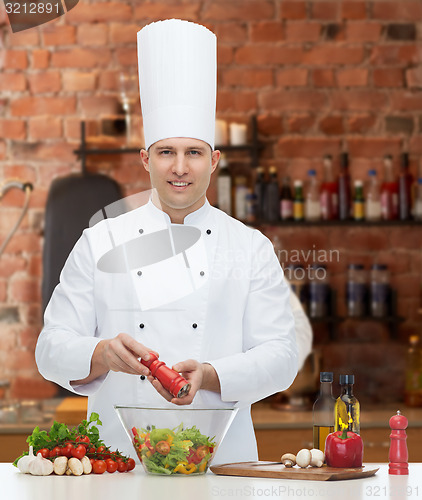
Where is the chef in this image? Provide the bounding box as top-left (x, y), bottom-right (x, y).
top-left (36, 19), bottom-right (305, 464)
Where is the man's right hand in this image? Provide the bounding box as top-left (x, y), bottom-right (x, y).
top-left (71, 333), bottom-right (157, 386)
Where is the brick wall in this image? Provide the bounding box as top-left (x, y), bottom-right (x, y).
top-left (0, 0), bottom-right (421, 402)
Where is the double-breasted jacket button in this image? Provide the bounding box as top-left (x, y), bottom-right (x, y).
top-left (139, 323), bottom-right (144, 329)
top-left (137, 270), bottom-right (142, 276)
top-left (192, 323), bottom-right (198, 329)
top-left (139, 229), bottom-right (144, 234)
top-left (140, 375), bottom-right (146, 380)
top-left (206, 229), bottom-right (211, 235)
top-left (200, 271), bottom-right (205, 276)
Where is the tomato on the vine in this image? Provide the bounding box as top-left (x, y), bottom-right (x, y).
top-left (71, 444), bottom-right (86, 460)
top-left (37, 448), bottom-right (50, 459)
top-left (106, 459), bottom-right (118, 473)
top-left (60, 443), bottom-right (74, 458)
top-left (126, 458), bottom-right (136, 471)
top-left (76, 435), bottom-right (90, 444)
top-left (117, 460), bottom-right (128, 473)
top-left (49, 446), bottom-right (61, 458)
top-left (92, 460), bottom-right (107, 474)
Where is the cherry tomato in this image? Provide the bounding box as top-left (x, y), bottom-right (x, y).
top-left (106, 459), bottom-right (118, 473)
top-left (126, 458), bottom-right (136, 471)
top-left (196, 445), bottom-right (210, 459)
top-left (92, 460), bottom-right (107, 474)
top-left (49, 446), bottom-right (61, 458)
top-left (96, 445), bottom-right (107, 459)
top-left (76, 435), bottom-right (90, 444)
top-left (155, 441), bottom-right (170, 456)
top-left (71, 444), bottom-right (86, 460)
top-left (89, 458), bottom-right (95, 467)
top-left (87, 446), bottom-right (96, 454)
top-left (60, 443), bottom-right (74, 458)
top-left (38, 448), bottom-right (50, 459)
top-left (117, 460), bottom-right (128, 473)
top-left (186, 448), bottom-right (201, 465)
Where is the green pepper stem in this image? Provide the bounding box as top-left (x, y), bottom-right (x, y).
top-left (339, 427), bottom-right (348, 440)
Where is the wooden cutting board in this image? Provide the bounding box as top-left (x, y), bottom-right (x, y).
top-left (210, 462), bottom-right (379, 481)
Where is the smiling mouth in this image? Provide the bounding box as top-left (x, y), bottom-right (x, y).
top-left (168, 181), bottom-right (191, 187)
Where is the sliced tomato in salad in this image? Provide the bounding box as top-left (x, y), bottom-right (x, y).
top-left (186, 448), bottom-right (202, 465)
top-left (155, 441), bottom-right (171, 456)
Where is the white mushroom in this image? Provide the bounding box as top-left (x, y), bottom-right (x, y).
top-left (81, 456), bottom-right (92, 474)
top-left (53, 456), bottom-right (68, 476)
top-left (281, 453), bottom-right (296, 468)
top-left (296, 448), bottom-right (312, 468)
top-left (310, 448), bottom-right (325, 468)
top-left (67, 457), bottom-right (84, 476)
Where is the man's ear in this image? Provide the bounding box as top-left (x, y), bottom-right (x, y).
top-left (140, 149), bottom-right (150, 172)
top-left (211, 149), bottom-right (221, 174)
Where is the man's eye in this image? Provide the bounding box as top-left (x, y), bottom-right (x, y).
top-left (159, 150), bottom-right (172, 155)
top-left (188, 150), bottom-right (201, 156)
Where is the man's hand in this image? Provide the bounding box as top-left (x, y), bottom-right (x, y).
top-left (71, 333), bottom-right (158, 385)
top-left (148, 359), bottom-right (220, 405)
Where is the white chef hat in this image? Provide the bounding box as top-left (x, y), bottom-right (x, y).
top-left (137, 19), bottom-right (217, 150)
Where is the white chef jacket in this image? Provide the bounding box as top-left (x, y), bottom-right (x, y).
top-left (36, 199), bottom-right (298, 464)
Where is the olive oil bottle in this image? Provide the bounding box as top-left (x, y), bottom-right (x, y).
top-left (335, 374), bottom-right (360, 434)
top-left (313, 372), bottom-right (336, 452)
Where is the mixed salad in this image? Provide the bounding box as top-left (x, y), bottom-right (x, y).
top-left (132, 424), bottom-right (216, 475)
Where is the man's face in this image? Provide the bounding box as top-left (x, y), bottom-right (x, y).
top-left (141, 137), bottom-right (220, 223)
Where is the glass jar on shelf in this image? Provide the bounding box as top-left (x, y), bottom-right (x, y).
top-left (370, 263), bottom-right (390, 318)
top-left (346, 264), bottom-right (367, 318)
top-left (308, 264), bottom-right (330, 318)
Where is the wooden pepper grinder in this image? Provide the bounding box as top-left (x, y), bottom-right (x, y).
top-left (388, 410), bottom-right (409, 475)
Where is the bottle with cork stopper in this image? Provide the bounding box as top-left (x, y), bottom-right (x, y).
top-left (389, 410), bottom-right (408, 475)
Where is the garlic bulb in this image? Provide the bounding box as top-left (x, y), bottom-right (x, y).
top-left (17, 445), bottom-right (36, 474)
top-left (28, 453), bottom-right (54, 476)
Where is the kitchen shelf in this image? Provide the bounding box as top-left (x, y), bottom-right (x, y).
top-left (258, 219), bottom-right (422, 227)
top-left (308, 289), bottom-right (403, 340)
top-left (73, 116), bottom-right (262, 173)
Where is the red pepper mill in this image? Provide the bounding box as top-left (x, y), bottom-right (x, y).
top-left (141, 353), bottom-right (191, 398)
top-left (388, 410), bottom-right (409, 475)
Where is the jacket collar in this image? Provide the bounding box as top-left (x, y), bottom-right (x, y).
top-left (145, 197), bottom-right (211, 226)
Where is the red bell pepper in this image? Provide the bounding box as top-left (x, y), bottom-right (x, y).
top-left (325, 428), bottom-right (363, 468)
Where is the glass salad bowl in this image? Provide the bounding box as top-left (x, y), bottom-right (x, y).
top-left (114, 405), bottom-right (238, 475)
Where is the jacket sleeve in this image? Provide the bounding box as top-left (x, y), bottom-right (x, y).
top-left (35, 231), bottom-right (106, 396)
top-left (208, 230), bottom-right (298, 406)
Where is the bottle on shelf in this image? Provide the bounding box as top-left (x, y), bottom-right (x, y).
top-left (313, 372), bottom-right (336, 453)
top-left (254, 166), bottom-right (266, 223)
top-left (280, 176), bottom-right (293, 221)
top-left (338, 152), bottom-right (351, 220)
top-left (346, 264), bottom-right (367, 318)
top-left (264, 166), bottom-right (280, 223)
top-left (320, 155), bottom-right (339, 220)
top-left (293, 180), bottom-right (305, 222)
top-left (365, 169), bottom-right (382, 222)
top-left (233, 175), bottom-right (249, 222)
top-left (404, 335), bottom-right (422, 407)
top-left (305, 169), bottom-right (321, 222)
top-left (398, 153), bottom-right (413, 221)
top-left (353, 180), bottom-right (365, 221)
top-left (335, 374), bottom-right (360, 434)
top-left (309, 264), bottom-right (330, 318)
top-left (413, 178), bottom-right (422, 221)
top-left (216, 154), bottom-right (232, 216)
top-left (370, 263), bottom-right (390, 318)
top-left (381, 155), bottom-right (398, 221)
